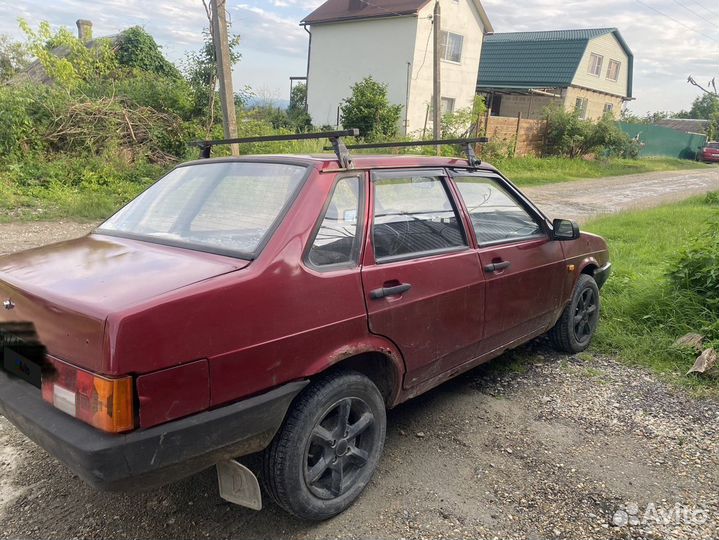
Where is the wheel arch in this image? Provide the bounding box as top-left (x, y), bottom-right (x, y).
top-left (299, 339), bottom-right (405, 408)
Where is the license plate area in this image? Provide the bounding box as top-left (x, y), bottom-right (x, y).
top-left (2, 347), bottom-right (42, 388)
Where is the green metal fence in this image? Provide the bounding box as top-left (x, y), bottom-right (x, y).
top-left (619, 123), bottom-right (707, 160)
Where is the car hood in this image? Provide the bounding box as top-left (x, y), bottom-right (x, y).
top-left (0, 234), bottom-right (247, 372)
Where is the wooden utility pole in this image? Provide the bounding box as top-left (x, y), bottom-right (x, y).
top-left (432, 1), bottom-right (442, 152)
top-left (211, 0), bottom-right (239, 155)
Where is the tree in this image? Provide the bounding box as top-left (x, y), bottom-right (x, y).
top-left (340, 76), bottom-right (402, 140)
top-left (181, 29), bottom-right (242, 129)
top-left (0, 34), bottom-right (30, 82)
top-left (18, 20), bottom-right (118, 89)
top-left (115, 27), bottom-right (181, 79)
top-left (287, 83), bottom-right (312, 131)
top-left (677, 93), bottom-right (719, 140)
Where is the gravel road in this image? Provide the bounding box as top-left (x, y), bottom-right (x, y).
top-left (522, 167), bottom-right (718, 223)
top-left (1, 168), bottom-right (718, 539)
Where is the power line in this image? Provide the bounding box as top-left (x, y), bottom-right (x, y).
top-left (670, 0), bottom-right (719, 28)
top-left (686, 0), bottom-right (719, 19)
top-left (633, 0), bottom-right (719, 43)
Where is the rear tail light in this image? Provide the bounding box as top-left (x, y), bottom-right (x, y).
top-left (42, 359), bottom-right (135, 433)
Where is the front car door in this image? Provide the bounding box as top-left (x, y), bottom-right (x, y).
top-left (451, 172), bottom-right (567, 353)
top-left (361, 169), bottom-right (486, 388)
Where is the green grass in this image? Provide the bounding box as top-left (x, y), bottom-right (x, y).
top-left (494, 156), bottom-right (711, 187)
top-left (584, 194), bottom-right (719, 396)
top-left (0, 155), bottom-right (164, 222)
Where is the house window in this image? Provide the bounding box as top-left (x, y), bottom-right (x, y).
top-left (603, 103), bottom-right (614, 115)
top-left (575, 97), bottom-right (588, 119)
top-left (606, 59), bottom-right (621, 81)
top-left (588, 53), bottom-right (603, 77)
top-left (440, 31), bottom-right (464, 63)
top-left (441, 97), bottom-right (456, 115)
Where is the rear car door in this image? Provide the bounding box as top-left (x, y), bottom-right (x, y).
top-left (452, 172), bottom-right (566, 352)
top-left (361, 169), bottom-right (486, 388)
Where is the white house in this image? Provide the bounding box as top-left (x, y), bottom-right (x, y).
top-left (301, 0), bottom-right (493, 135)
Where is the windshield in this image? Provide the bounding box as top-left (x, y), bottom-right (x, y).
top-left (98, 161), bottom-right (308, 258)
top-left (707, 143), bottom-right (719, 149)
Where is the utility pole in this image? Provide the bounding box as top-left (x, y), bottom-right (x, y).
top-left (211, 0), bottom-right (239, 155)
top-left (432, 1), bottom-right (442, 153)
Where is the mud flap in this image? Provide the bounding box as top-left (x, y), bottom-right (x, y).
top-left (216, 460), bottom-right (262, 511)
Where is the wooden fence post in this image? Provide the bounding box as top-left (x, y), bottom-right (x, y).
top-left (513, 112), bottom-right (522, 156)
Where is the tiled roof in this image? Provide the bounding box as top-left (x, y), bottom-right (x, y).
top-left (477, 28), bottom-right (633, 97)
top-left (302, 0), bottom-right (430, 25)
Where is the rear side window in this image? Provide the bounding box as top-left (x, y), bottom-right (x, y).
top-left (307, 176), bottom-right (362, 268)
top-left (373, 175), bottom-right (467, 261)
top-left (454, 176), bottom-right (543, 245)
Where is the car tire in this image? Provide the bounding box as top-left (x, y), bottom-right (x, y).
top-left (549, 273), bottom-right (601, 353)
top-left (261, 371), bottom-right (386, 520)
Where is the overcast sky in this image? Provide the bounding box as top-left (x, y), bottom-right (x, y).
top-left (1, 0), bottom-right (717, 114)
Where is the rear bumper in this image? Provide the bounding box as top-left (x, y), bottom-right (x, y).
top-left (0, 369), bottom-right (307, 492)
top-left (594, 262), bottom-right (612, 289)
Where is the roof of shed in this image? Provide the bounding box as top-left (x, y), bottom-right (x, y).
top-left (477, 28), bottom-right (633, 97)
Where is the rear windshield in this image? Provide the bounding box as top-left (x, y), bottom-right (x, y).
top-left (98, 161), bottom-right (308, 258)
top-left (707, 143), bottom-right (719, 149)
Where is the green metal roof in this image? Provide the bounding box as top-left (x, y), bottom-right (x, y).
top-left (477, 28), bottom-right (633, 98)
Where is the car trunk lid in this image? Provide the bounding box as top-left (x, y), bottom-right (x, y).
top-left (0, 234), bottom-right (247, 373)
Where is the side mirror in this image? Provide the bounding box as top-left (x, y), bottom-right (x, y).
top-left (552, 218), bottom-right (580, 241)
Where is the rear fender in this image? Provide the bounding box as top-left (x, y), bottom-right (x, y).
top-left (299, 336), bottom-right (406, 407)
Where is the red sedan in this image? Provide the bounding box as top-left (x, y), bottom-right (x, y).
top-left (0, 135), bottom-right (610, 520)
top-left (697, 141), bottom-right (719, 163)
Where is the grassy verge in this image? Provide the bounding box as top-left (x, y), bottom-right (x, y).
top-left (494, 156), bottom-right (711, 187)
top-left (583, 194), bottom-right (719, 396)
top-left (0, 152), bottom-right (712, 222)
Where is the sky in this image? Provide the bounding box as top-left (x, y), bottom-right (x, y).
top-left (0, 0), bottom-right (717, 115)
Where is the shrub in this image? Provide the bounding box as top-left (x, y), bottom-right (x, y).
top-left (441, 96), bottom-right (486, 138)
top-left (544, 106), bottom-right (635, 158)
top-left (341, 76), bottom-right (402, 140)
top-left (668, 212), bottom-right (719, 314)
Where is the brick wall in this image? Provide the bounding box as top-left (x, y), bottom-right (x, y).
top-left (479, 114), bottom-right (547, 157)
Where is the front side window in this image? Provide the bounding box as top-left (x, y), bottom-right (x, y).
top-left (606, 59), bottom-right (621, 81)
top-left (588, 53), bottom-right (603, 76)
top-left (307, 176), bottom-right (362, 268)
top-left (373, 174), bottom-right (466, 261)
top-left (99, 162), bottom-right (307, 257)
top-left (440, 31), bottom-right (464, 63)
top-left (454, 176), bottom-right (543, 245)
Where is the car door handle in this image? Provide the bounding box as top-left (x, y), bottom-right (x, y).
top-left (484, 261), bottom-right (511, 273)
top-left (370, 283), bottom-right (412, 300)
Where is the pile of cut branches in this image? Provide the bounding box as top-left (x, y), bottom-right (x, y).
top-left (43, 96), bottom-right (184, 164)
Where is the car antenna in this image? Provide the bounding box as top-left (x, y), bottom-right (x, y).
top-left (191, 129), bottom-right (360, 169)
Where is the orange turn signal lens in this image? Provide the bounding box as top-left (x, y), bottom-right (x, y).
top-left (42, 358), bottom-right (135, 433)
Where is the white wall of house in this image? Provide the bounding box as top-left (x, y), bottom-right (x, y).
top-left (306, 16), bottom-right (419, 129)
top-left (407, 0), bottom-right (486, 135)
top-left (572, 33), bottom-right (630, 98)
top-left (306, 0), bottom-right (487, 135)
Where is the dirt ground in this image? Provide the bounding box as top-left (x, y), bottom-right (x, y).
top-left (1, 168), bottom-right (718, 539)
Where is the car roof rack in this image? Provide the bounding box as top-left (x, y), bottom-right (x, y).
top-left (323, 137), bottom-right (489, 168)
top-left (192, 129), bottom-right (360, 168)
